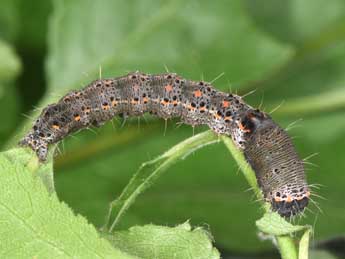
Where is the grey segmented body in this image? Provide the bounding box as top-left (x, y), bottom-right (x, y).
top-left (20, 71), bottom-right (310, 217)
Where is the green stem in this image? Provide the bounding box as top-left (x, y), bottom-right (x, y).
top-left (277, 235), bottom-right (298, 259)
top-left (105, 130), bottom-right (219, 232)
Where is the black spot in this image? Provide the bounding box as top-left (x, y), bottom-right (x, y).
top-left (200, 101), bottom-right (205, 107)
top-left (241, 115), bottom-right (256, 132)
top-left (225, 111), bottom-right (232, 116)
top-left (191, 102), bottom-right (196, 108)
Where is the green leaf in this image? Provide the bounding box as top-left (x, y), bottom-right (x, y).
top-left (272, 87), bottom-right (345, 117)
top-left (0, 148), bottom-right (134, 258)
top-left (0, 38), bottom-right (21, 143)
top-left (0, 0), bottom-right (20, 42)
top-left (256, 212), bottom-right (309, 236)
top-left (46, 0), bottom-right (292, 92)
top-left (309, 250), bottom-right (338, 259)
top-left (105, 130), bottom-right (219, 231)
top-left (104, 222), bottom-right (220, 259)
top-left (246, 0), bottom-right (345, 45)
top-left (0, 39), bottom-right (21, 82)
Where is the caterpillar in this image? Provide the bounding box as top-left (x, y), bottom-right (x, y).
top-left (20, 71), bottom-right (310, 217)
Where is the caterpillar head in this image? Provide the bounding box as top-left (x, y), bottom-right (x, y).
top-left (19, 131), bottom-right (49, 161)
top-left (240, 109), bottom-right (310, 217)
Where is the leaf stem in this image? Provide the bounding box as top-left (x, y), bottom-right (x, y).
top-left (104, 130), bottom-right (219, 232)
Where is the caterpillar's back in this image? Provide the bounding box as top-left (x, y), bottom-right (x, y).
top-left (20, 71), bottom-right (310, 217)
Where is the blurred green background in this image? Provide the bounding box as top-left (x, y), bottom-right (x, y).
top-left (1, 0), bottom-right (345, 256)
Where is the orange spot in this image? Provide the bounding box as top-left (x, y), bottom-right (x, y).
top-left (286, 196), bottom-right (292, 203)
top-left (161, 100), bottom-right (169, 105)
top-left (224, 116), bottom-right (232, 121)
top-left (143, 97), bottom-right (149, 104)
top-left (239, 123), bottom-right (251, 133)
top-left (306, 191), bottom-right (311, 197)
top-left (222, 100), bottom-right (230, 108)
top-left (111, 101), bottom-right (118, 107)
top-left (165, 84), bottom-right (173, 92)
top-left (214, 113), bottom-right (221, 119)
top-left (274, 197), bottom-right (282, 202)
top-left (102, 105), bottom-right (109, 111)
top-left (194, 89), bottom-right (202, 97)
top-left (199, 106), bottom-right (207, 112)
top-left (131, 99), bottom-right (139, 105)
top-left (74, 115), bottom-right (81, 121)
top-left (52, 124), bottom-right (60, 130)
top-left (85, 108), bottom-right (91, 113)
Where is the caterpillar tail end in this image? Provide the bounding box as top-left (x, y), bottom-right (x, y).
top-left (240, 109), bottom-right (310, 218)
top-left (271, 196), bottom-right (309, 217)
top-left (19, 132), bottom-right (48, 162)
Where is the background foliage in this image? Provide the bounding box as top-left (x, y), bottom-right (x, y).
top-left (0, 0), bottom-right (344, 257)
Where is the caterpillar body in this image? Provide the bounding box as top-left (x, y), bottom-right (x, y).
top-left (20, 71), bottom-right (310, 217)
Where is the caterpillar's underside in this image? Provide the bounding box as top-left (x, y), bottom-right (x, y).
top-left (20, 72), bottom-right (310, 217)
